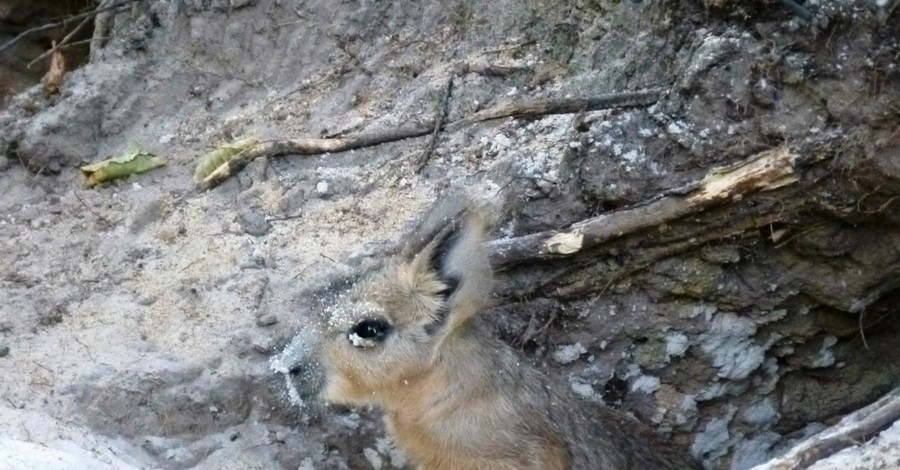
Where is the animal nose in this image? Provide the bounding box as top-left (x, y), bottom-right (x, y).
top-left (270, 327), bottom-right (325, 413)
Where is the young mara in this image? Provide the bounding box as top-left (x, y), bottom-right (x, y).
top-left (310, 200), bottom-right (700, 470)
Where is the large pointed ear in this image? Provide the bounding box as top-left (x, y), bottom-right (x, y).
top-left (401, 199), bottom-right (493, 335)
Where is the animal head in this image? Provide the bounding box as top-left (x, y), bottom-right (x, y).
top-left (316, 200), bottom-right (493, 407)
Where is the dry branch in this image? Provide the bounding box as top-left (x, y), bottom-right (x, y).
top-left (550, 208), bottom-right (799, 300)
top-left (27, 8), bottom-right (95, 69)
top-left (458, 89), bottom-right (662, 125)
top-left (417, 76), bottom-right (455, 173)
top-left (461, 55), bottom-right (533, 77)
top-left (0, 0), bottom-right (142, 55)
top-left (487, 147), bottom-right (819, 268)
top-left (199, 88), bottom-right (662, 188)
top-left (198, 123), bottom-right (436, 188)
top-left (753, 386), bottom-right (900, 470)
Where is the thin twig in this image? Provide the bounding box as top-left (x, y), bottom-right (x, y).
top-left (74, 336), bottom-right (95, 361)
top-left (241, 442), bottom-right (275, 451)
top-left (255, 278), bottom-right (270, 310)
top-left (29, 37), bottom-right (110, 68)
top-left (63, 36), bottom-right (111, 50)
top-left (457, 89), bottom-right (663, 125)
top-left (267, 213), bottom-right (303, 222)
top-left (863, 195), bottom-right (899, 215)
top-left (478, 40), bottom-right (537, 55)
top-left (859, 307), bottom-right (869, 350)
top-left (180, 258), bottom-right (202, 273)
top-left (291, 262), bottom-right (316, 280)
top-left (417, 76), bottom-right (455, 173)
top-left (27, 9), bottom-right (95, 69)
top-left (73, 190), bottom-right (110, 224)
top-left (0, 0), bottom-right (143, 55)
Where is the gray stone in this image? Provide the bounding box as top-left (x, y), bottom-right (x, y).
top-left (237, 207), bottom-right (270, 236)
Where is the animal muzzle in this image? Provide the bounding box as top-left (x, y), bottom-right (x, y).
top-left (269, 325), bottom-right (327, 416)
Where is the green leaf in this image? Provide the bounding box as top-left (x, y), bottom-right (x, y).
top-left (81, 151), bottom-right (166, 188)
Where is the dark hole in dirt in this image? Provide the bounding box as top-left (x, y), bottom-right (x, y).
top-left (603, 376), bottom-right (629, 407)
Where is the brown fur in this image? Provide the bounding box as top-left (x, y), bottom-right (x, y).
top-left (315, 200), bottom-right (700, 470)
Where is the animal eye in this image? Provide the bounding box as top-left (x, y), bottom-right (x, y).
top-left (348, 319), bottom-right (391, 348)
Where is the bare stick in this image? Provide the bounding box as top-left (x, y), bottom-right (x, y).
top-left (73, 190), bottom-right (111, 225)
top-left (487, 147), bottom-right (822, 268)
top-left (57, 36), bottom-right (111, 51)
top-left (0, 0), bottom-right (142, 55)
top-left (199, 88), bottom-right (662, 188)
top-left (455, 89), bottom-right (663, 126)
top-left (74, 336), bottom-right (96, 362)
top-left (27, 9), bottom-right (95, 69)
top-left (462, 55), bottom-right (532, 77)
top-left (198, 122), bottom-right (436, 188)
top-left (753, 387), bottom-right (900, 470)
top-left (417, 76), bottom-right (455, 173)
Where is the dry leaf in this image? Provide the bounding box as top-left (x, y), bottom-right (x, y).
top-left (81, 150), bottom-right (166, 188)
top-left (193, 137), bottom-right (260, 185)
top-left (41, 41), bottom-right (66, 96)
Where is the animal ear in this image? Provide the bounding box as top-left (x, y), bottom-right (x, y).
top-left (405, 200), bottom-right (493, 335)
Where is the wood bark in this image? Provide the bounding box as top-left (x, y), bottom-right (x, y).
top-left (487, 147), bottom-right (817, 268)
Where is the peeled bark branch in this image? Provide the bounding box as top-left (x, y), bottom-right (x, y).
top-left (488, 147), bottom-right (818, 268)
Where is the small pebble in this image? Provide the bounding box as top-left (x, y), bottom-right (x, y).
top-left (252, 340), bottom-right (274, 354)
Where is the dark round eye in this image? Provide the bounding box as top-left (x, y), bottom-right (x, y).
top-left (348, 319), bottom-right (391, 348)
